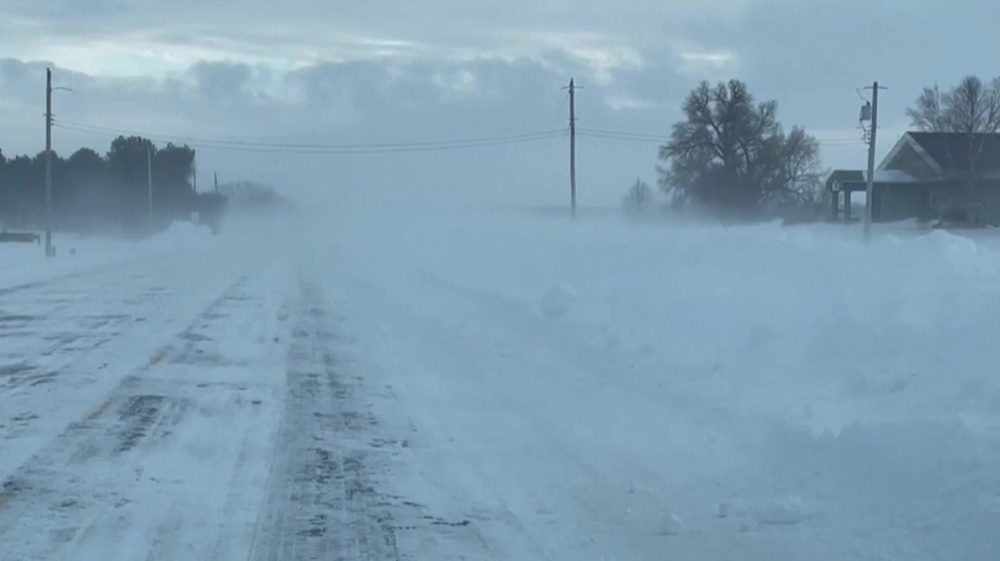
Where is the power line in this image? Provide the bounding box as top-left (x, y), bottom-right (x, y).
top-left (54, 121), bottom-right (567, 153)
top-left (53, 120), bottom-right (568, 153)
top-left (576, 130), bottom-right (668, 143)
top-left (576, 129), bottom-right (862, 146)
top-left (577, 127), bottom-right (670, 141)
top-left (55, 119), bottom-right (567, 149)
top-left (52, 117), bottom-right (862, 157)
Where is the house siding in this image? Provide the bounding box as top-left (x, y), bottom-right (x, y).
top-left (876, 181), bottom-right (958, 223)
top-left (970, 181), bottom-right (1000, 226)
top-left (878, 185), bottom-right (925, 222)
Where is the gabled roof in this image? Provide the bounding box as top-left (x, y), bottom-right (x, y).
top-left (825, 169), bottom-right (865, 191)
top-left (877, 133), bottom-right (942, 174)
top-left (906, 132), bottom-right (1000, 172)
top-left (826, 169), bottom-right (864, 185)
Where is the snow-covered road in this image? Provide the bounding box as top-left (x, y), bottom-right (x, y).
top-left (2, 212), bottom-right (1000, 560)
top-left (0, 225), bottom-right (296, 561)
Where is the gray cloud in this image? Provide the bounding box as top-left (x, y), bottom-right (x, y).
top-left (0, 0), bottom-right (747, 81)
top-left (3, 0), bottom-right (997, 206)
top-left (188, 61), bottom-right (256, 100)
top-left (0, 54), bottom-right (690, 207)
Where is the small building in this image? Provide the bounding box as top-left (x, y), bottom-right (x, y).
top-left (829, 132), bottom-right (1000, 225)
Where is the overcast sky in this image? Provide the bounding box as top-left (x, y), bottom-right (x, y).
top-left (2, 0), bottom-right (998, 208)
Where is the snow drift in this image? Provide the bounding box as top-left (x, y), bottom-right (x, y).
top-left (307, 207), bottom-right (1000, 560)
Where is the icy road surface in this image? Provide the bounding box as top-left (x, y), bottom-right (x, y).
top-left (2, 212), bottom-right (1000, 560)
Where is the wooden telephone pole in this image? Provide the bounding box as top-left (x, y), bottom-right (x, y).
top-left (563, 78), bottom-right (581, 216)
top-left (863, 81), bottom-right (886, 245)
top-left (43, 69), bottom-right (71, 257)
top-left (45, 69), bottom-right (53, 257)
top-left (147, 144), bottom-right (154, 225)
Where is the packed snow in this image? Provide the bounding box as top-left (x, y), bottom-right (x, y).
top-left (2, 207), bottom-right (1000, 560)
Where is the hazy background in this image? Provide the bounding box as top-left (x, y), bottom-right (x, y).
top-left (2, 0), bottom-right (997, 210)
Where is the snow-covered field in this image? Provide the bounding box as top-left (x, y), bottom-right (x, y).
top-left (2, 208), bottom-right (1000, 560)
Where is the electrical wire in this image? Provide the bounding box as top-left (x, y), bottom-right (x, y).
top-left (576, 131), bottom-right (668, 144)
top-left (53, 120), bottom-right (568, 154)
top-left (576, 128), bottom-right (863, 146)
top-left (54, 122), bottom-right (567, 153)
top-left (577, 127), bottom-right (670, 141)
top-left (53, 118), bottom-right (862, 156)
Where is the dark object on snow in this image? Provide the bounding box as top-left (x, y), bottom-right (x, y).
top-left (0, 230), bottom-right (40, 244)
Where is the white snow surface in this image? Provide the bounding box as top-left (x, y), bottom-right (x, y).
top-left (2, 208), bottom-right (1000, 560)
top-left (0, 220), bottom-right (217, 289)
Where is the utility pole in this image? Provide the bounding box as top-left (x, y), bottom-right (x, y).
top-left (570, 78), bottom-right (576, 216)
top-left (863, 81), bottom-right (886, 245)
top-left (147, 144), bottom-right (153, 225)
top-left (44, 68), bottom-right (53, 257)
top-left (562, 78), bottom-right (580, 216)
top-left (42, 69), bottom-right (71, 257)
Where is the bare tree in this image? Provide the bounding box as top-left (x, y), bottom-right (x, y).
top-left (948, 76), bottom-right (1000, 133)
top-left (906, 85), bottom-right (950, 132)
top-left (907, 76), bottom-right (1000, 133)
top-left (658, 80), bottom-right (820, 219)
top-left (622, 179), bottom-right (654, 212)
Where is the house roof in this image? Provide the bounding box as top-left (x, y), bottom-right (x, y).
top-left (825, 169), bottom-right (864, 189)
top-left (826, 168), bottom-right (921, 191)
top-left (827, 169), bottom-right (864, 183)
top-left (906, 132), bottom-right (1000, 172)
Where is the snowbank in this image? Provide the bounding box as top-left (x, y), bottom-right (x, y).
top-left (308, 207), bottom-right (1000, 559)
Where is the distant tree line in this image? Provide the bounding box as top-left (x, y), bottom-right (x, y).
top-left (0, 137), bottom-right (225, 236)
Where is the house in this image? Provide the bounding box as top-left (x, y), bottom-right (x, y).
top-left (828, 132), bottom-right (1000, 225)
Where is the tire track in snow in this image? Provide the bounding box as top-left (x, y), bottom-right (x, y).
top-left (0, 265), bottom-right (181, 440)
top-left (0, 272), bottom-right (204, 494)
top-left (329, 270), bottom-right (629, 560)
top-left (248, 278), bottom-right (404, 561)
top-left (0, 273), bottom-right (270, 560)
top-left (335, 268), bottom-right (757, 559)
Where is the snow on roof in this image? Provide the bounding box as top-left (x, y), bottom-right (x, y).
top-left (865, 169), bottom-right (920, 183)
top-left (828, 169), bottom-right (921, 186)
